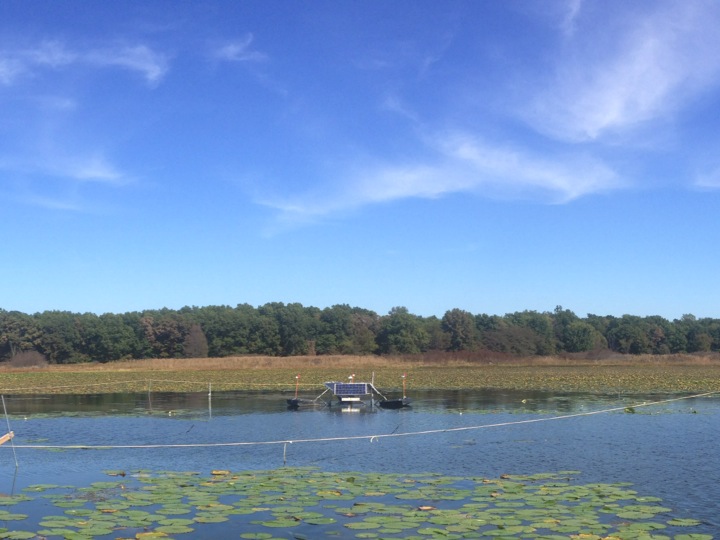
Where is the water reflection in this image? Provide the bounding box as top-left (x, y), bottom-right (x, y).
top-left (5, 388), bottom-right (700, 418)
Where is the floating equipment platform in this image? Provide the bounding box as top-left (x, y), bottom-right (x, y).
top-left (287, 374), bottom-right (410, 409)
top-left (324, 381), bottom-right (383, 402)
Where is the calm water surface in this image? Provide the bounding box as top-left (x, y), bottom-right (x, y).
top-left (0, 389), bottom-right (718, 535)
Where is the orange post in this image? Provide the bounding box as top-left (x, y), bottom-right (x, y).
top-left (0, 431), bottom-right (14, 446)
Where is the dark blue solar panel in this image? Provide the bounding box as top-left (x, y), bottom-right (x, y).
top-left (329, 383), bottom-right (370, 396)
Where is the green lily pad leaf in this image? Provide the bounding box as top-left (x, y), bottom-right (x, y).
top-left (23, 484), bottom-right (60, 492)
top-left (0, 532), bottom-right (36, 539)
top-left (616, 510), bottom-right (657, 519)
top-left (305, 517), bottom-right (337, 525)
top-left (63, 509), bottom-right (95, 517)
top-left (0, 495), bottom-right (32, 506)
top-left (156, 505), bottom-right (192, 515)
top-left (155, 524), bottom-right (194, 534)
top-left (344, 521), bottom-right (381, 530)
top-left (417, 527), bottom-right (454, 536)
top-left (82, 526), bottom-right (116, 536)
top-left (102, 470), bottom-right (126, 477)
top-left (258, 518), bottom-right (302, 528)
top-left (37, 529), bottom-right (79, 538)
top-left (667, 518), bottom-right (702, 527)
top-left (53, 501), bottom-right (87, 509)
top-left (0, 512), bottom-right (27, 521)
top-left (622, 521), bottom-right (667, 531)
top-left (157, 518), bottom-right (194, 526)
top-left (194, 514), bottom-right (229, 523)
top-left (39, 518), bottom-right (78, 528)
top-left (198, 502), bottom-right (235, 512)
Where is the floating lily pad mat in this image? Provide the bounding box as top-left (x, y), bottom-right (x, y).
top-left (0, 468), bottom-right (711, 539)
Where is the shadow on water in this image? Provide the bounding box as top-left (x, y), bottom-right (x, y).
top-left (0, 389), bottom-right (717, 536)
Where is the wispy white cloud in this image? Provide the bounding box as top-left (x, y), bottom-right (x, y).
top-left (86, 44), bottom-right (168, 85)
top-left (0, 56), bottom-right (24, 85)
top-left (0, 40), bottom-right (169, 86)
top-left (560, 0), bottom-right (584, 37)
top-left (527, 1), bottom-right (720, 142)
top-left (20, 194), bottom-right (83, 212)
top-left (214, 34), bottom-right (267, 63)
top-left (26, 40), bottom-right (77, 67)
top-left (1, 150), bottom-right (127, 185)
top-left (258, 132), bottom-right (619, 224)
top-left (437, 134), bottom-right (618, 201)
top-left (1, 40), bottom-right (76, 85)
top-left (53, 154), bottom-right (125, 184)
top-left (1, 151), bottom-right (128, 212)
top-left (380, 94), bottom-right (421, 124)
top-left (695, 167), bottom-right (720, 189)
top-left (0, 40), bottom-right (160, 210)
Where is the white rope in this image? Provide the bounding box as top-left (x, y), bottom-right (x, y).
top-left (1, 395), bottom-right (18, 467)
top-left (7, 391), bottom-right (717, 451)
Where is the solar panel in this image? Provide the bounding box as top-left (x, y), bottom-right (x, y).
top-left (326, 382), bottom-right (370, 396)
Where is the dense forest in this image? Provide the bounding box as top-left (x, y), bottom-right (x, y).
top-left (1, 304), bottom-right (719, 365)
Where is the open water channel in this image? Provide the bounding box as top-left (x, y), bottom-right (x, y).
top-left (0, 389), bottom-right (717, 538)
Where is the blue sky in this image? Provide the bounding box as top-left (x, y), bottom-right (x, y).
top-left (1, 0), bottom-right (719, 320)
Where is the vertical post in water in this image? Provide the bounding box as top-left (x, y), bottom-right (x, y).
top-left (208, 383), bottom-right (213, 420)
top-left (147, 380), bottom-right (153, 412)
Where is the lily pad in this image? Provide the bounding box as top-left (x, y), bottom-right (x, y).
top-left (0, 533), bottom-right (37, 540)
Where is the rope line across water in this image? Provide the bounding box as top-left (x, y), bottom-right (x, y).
top-left (6, 391), bottom-right (717, 451)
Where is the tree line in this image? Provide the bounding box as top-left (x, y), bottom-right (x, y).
top-left (1, 304), bottom-right (719, 364)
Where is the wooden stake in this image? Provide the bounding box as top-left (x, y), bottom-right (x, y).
top-left (0, 431), bottom-right (14, 446)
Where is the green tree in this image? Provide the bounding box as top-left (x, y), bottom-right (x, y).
top-left (562, 321), bottom-right (602, 352)
top-left (441, 308), bottom-right (477, 351)
top-left (349, 309), bottom-right (380, 354)
top-left (247, 305), bottom-right (282, 355)
top-left (644, 315), bottom-right (672, 354)
top-left (261, 302), bottom-right (315, 356)
top-left (552, 306), bottom-right (579, 351)
top-left (139, 311), bottom-right (189, 358)
top-left (183, 323), bottom-right (209, 358)
top-left (318, 304), bottom-right (354, 354)
top-left (505, 310), bottom-right (556, 355)
top-left (0, 310), bottom-right (41, 361)
top-left (97, 312), bottom-right (142, 360)
top-left (606, 315), bottom-right (651, 354)
top-left (377, 307), bottom-right (429, 355)
top-left (482, 325), bottom-right (542, 355)
top-left (34, 311), bottom-right (85, 363)
top-left (184, 304), bottom-right (254, 356)
top-left (424, 316), bottom-right (449, 351)
top-left (585, 314), bottom-right (614, 341)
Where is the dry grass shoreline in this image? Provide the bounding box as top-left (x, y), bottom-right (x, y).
top-left (1, 354), bottom-right (719, 395)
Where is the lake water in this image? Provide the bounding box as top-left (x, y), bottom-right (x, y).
top-left (0, 389), bottom-right (718, 537)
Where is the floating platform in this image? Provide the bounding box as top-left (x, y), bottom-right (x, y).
top-left (323, 381), bottom-right (381, 404)
top-left (288, 376), bottom-right (410, 410)
top-left (377, 397), bottom-right (412, 409)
